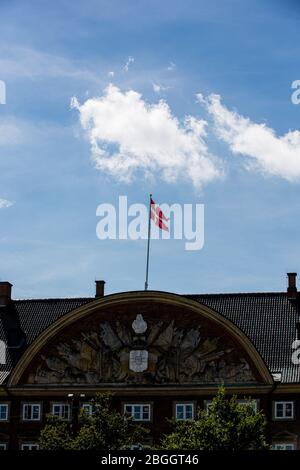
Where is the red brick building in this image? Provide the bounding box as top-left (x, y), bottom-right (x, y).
top-left (0, 274), bottom-right (300, 450)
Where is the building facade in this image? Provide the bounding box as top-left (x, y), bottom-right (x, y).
top-left (0, 274), bottom-right (300, 450)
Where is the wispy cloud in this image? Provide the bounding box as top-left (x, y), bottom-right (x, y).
top-left (152, 82), bottom-right (170, 94)
top-left (0, 199), bottom-right (13, 209)
top-left (199, 93), bottom-right (300, 182)
top-left (0, 46), bottom-right (100, 83)
top-left (0, 116), bottom-right (65, 147)
top-left (0, 117), bottom-right (34, 147)
top-left (167, 61), bottom-right (176, 71)
top-left (71, 84), bottom-right (222, 188)
top-left (124, 56), bottom-right (135, 72)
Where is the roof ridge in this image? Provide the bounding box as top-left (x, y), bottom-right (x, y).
top-left (186, 292), bottom-right (287, 297)
top-left (12, 292), bottom-right (289, 302)
top-left (13, 297), bottom-right (94, 303)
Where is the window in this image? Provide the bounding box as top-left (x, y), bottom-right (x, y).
top-left (237, 400), bottom-right (258, 413)
top-left (0, 443), bottom-right (7, 450)
top-left (81, 403), bottom-right (93, 416)
top-left (175, 403), bottom-right (194, 420)
top-left (0, 404), bottom-right (9, 421)
top-left (124, 404), bottom-right (151, 421)
top-left (51, 403), bottom-right (71, 421)
top-left (273, 443), bottom-right (295, 450)
top-left (204, 400), bottom-right (212, 411)
top-left (204, 399), bottom-right (258, 413)
top-left (274, 401), bottom-right (294, 420)
top-left (22, 403), bottom-right (41, 421)
top-left (21, 443), bottom-right (39, 451)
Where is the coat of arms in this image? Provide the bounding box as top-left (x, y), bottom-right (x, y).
top-left (129, 350), bottom-right (148, 372)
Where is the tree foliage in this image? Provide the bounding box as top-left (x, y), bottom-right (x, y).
top-left (39, 417), bottom-right (73, 450)
top-left (39, 393), bottom-right (146, 450)
top-left (160, 387), bottom-right (270, 450)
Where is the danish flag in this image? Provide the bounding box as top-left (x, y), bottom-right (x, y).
top-left (150, 198), bottom-right (169, 232)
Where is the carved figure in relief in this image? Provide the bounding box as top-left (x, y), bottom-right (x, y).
top-left (30, 313), bottom-right (256, 385)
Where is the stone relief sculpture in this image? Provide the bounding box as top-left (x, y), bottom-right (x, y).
top-left (28, 314), bottom-right (256, 385)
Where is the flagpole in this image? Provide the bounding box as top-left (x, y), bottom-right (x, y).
top-left (144, 193), bottom-right (152, 290)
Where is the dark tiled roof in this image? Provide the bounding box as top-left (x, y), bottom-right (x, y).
top-left (0, 292), bottom-right (299, 385)
top-left (188, 293), bottom-right (300, 384)
top-left (0, 298), bottom-right (94, 385)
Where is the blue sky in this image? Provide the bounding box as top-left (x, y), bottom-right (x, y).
top-left (1, 0), bottom-right (300, 298)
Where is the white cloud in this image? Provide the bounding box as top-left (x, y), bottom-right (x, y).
top-left (71, 84), bottom-right (222, 188)
top-left (152, 83), bottom-right (161, 93)
top-left (108, 71), bottom-right (115, 77)
top-left (0, 199), bottom-right (13, 209)
top-left (152, 82), bottom-right (170, 94)
top-left (200, 93), bottom-right (300, 181)
top-left (124, 56), bottom-right (134, 72)
top-left (167, 62), bottom-right (176, 71)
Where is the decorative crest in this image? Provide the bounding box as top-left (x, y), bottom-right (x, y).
top-left (132, 314), bottom-right (147, 334)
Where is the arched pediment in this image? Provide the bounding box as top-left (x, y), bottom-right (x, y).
top-left (8, 291), bottom-right (273, 387)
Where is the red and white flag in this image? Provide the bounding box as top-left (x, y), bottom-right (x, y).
top-left (150, 197), bottom-right (169, 232)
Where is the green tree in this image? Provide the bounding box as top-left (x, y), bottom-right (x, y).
top-left (160, 387), bottom-right (270, 450)
top-left (39, 416), bottom-right (73, 450)
top-left (39, 393), bottom-right (146, 450)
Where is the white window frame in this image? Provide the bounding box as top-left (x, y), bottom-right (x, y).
top-left (124, 403), bottom-right (151, 422)
top-left (273, 442), bottom-right (295, 450)
top-left (51, 403), bottom-right (71, 421)
top-left (204, 400), bottom-right (212, 411)
top-left (273, 401), bottom-right (294, 420)
top-left (0, 442), bottom-right (7, 450)
top-left (237, 399), bottom-right (259, 413)
top-left (175, 403), bottom-right (195, 420)
top-left (204, 399), bottom-right (258, 412)
top-left (21, 443), bottom-right (39, 451)
top-left (81, 403), bottom-right (93, 416)
top-left (22, 403), bottom-right (41, 422)
top-left (0, 403), bottom-right (9, 422)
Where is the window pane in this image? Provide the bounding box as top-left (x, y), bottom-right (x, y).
top-left (124, 404), bottom-right (150, 421)
top-left (0, 405), bottom-right (7, 420)
top-left (176, 404), bottom-right (193, 420)
top-left (22, 444), bottom-right (39, 451)
top-left (142, 406), bottom-right (149, 420)
top-left (23, 405), bottom-right (29, 420)
top-left (185, 405), bottom-right (193, 419)
top-left (133, 405), bottom-right (140, 420)
top-left (32, 405), bottom-right (40, 419)
top-left (276, 403), bottom-right (283, 417)
top-left (274, 443), bottom-right (294, 451)
top-left (176, 405), bottom-right (184, 420)
top-left (82, 404), bottom-right (92, 415)
top-left (52, 404), bottom-right (69, 419)
top-left (63, 405), bottom-right (69, 419)
top-left (285, 403), bottom-right (293, 417)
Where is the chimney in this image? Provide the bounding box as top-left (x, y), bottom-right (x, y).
top-left (0, 282), bottom-right (12, 306)
top-left (95, 280), bottom-right (105, 298)
top-left (287, 273), bottom-right (297, 300)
